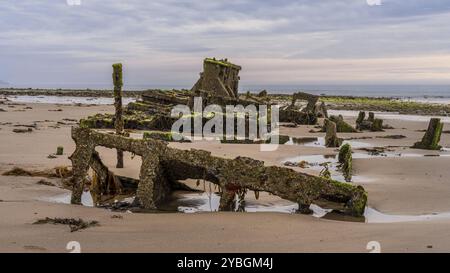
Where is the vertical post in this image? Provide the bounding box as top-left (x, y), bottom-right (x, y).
top-left (324, 119), bottom-right (343, 148)
top-left (412, 118), bottom-right (443, 150)
top-left (112, 63), bottom-right (124, 168)
top-left (69, 128), bottom-right (95, 205)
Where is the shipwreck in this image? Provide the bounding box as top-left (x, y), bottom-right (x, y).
top-left (80, 58), bottom-right (328, 134)
top-left (70, 127), bottom-right (367, 216)
top-left (69, 59), bottom-right (368, 217)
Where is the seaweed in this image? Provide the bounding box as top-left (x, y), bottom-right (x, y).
top-left (33, 217), bottom-right (99, 232)
top-left (3, 166), bottom-right (72, 179)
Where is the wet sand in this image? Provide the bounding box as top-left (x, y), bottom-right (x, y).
top-left (1, 100), bottom-right (450, 252)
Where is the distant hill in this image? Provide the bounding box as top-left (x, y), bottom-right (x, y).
top-left (0, 80), bottom-right (9, 86)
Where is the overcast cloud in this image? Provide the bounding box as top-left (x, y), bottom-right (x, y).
top-left (1, 0), bottom-right (450, 88)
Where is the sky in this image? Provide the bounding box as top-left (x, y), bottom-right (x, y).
top-left (1, 0), bottom-right (450, 89)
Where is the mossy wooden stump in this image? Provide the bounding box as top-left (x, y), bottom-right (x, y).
top-left (412, 118), bottom-right (443, 150)
top-left (327, 115), bottom-right (357, 133)
top-left (356, 111), bottom-right (384, 132)
top-left (324, 119), bottom-right (343, 148)
top-left (372, 118), bottom-right (384, 131)
top-left (356, 111), bottom-right (365, 128)
top-left (112, 63), bottom-right (124, 168)
top-left (56, 146), bottom-right (64, 156)
top-left (69, 127), bottom-right (368, 216)
top-left (279, 91), bottom-right (323, 125)
top-left (338, 144), bottom-right (352, 182)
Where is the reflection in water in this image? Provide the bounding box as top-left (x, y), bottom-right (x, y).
top-left (282, 153), bottom-right (426, 167)
top-left (160, 191), bottom-right (301, 214)
top-left (282, 150), bottom-right (450, 182)
top-left (161, 191), bottom-right (338, 219)
top-left (282, 154), bottom-right (346, 182)
top-left (329, 110), bottom-right (450, 124)
top-left (43, 190), bottom-right (450, 224)
top-left (286, 137), bottom-right (372, 149)
top-left (41, 190), bottom-right (94, 207)
top-left (152, 191), bottom-right (450, 224)
top-left (287, 137), bottom-right (319, 145)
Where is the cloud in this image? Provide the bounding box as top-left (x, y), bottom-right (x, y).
top-left (1, 0), bottom-right (450, 87)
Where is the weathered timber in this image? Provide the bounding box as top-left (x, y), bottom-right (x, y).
top-left (412, 118), bottom-right (443, 150)
top-left (81, 60), bottom-right (329, 131)
top-left (290, 92), bottom-right (319, 113)
top-left (279, 107), bottom-right (317, 125)
top-left (356, 111), bottom-right (365, 129)
top-left (327, 115), bottom-right (357, 133)
top-left (324, 119), bottom-right (343, 148)
top-left (315, 101), bottom-right (328, 118)
top-left (56, 146), bottom-right (64, 156)
top-left (338, 144), bottom-right (352, 182)
top-left (69, 127), bottom-right (368, 216)
top-left (112, 63), bottom-right (124, 168)
top-left (356, 111), bottom-right (384, 132)
top-left (143, 131), bottom-right (191, 142)
top-left (279, 91), bottom-right (324, 125)
top-left (372, 118), bottom-right (384, 132)
top-left (191, 58), bottom-right (241, 99)
top-left (368, 112), bottom-right (375, 122)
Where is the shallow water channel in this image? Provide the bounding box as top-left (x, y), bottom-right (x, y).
top-left (43, 186), bottom-right (450, 224)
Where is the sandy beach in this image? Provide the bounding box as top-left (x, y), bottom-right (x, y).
top-left (5, 1), bottom-right (450, 261)
top-left (1, 98), bottom-right (450, 253)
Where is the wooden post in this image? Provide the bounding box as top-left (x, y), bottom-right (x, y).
top-left (338, 143), bottom-right (352, 182)
top-left (356, 111), bottom-right (365, 130)
top-left (324, 119), bottom-right (343, 148)
top-left (112, 63), bottom-right (124, 168)
top-left (412, 118), bottom-right (443, 150)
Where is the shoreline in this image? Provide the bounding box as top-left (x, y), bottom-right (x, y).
top-left (0, 88), bottom-right (148, 98)
top-left (2, 88), bottom-right (450, 117)
top-left (3, 87), bottom-right (450, 99)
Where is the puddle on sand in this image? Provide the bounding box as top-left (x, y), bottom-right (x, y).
top-left (363, 207), bottom-right (450, 223)
top-left (282, 150), bottom-right (450, 183)
top-left (160, 191), bottom-right (342, 220)
top-left (41, 191), bottom-right (94, 207)
top-left (317, 207), bottom-right (450, 223)
top-left (329, 110), bottom-right (450, 123)
top-left (283, 151), bottom-right (450, 168)
top-left (159, 191), bottom-right (302, 215)
top-left (148, 191), bottom-right (450, 223)
top-left (281, 154), bottom-right (371, 182)
top-left (45, 189), bottom-right (328, 217)
top-left (159, 192), bottom-right (450, 223)
top-left (43, 190), bottom-right (450, 224)
top-left (286, 137), bottom-right (372, 149)
top-left (43, 189), bottom-right (301, 214)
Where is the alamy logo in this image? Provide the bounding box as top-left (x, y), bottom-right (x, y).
top-left (170, 97), bottom-right (281, 151)
top-left (66, 241), bottom-right (81, 253)
top-left (367, 241), bottom-right (381, 253)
